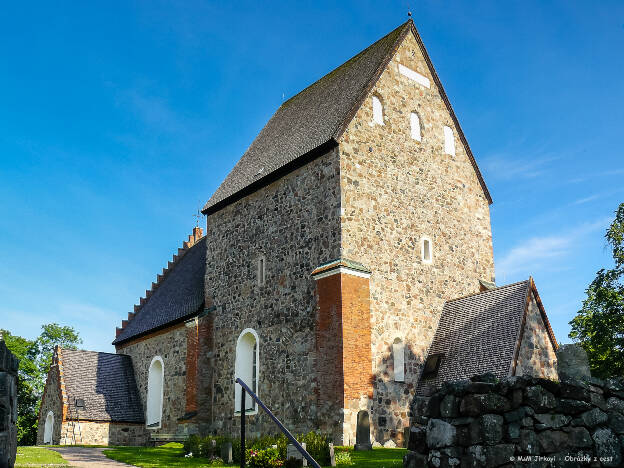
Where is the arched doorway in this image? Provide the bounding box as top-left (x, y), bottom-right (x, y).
top-left (146, 356), bottom-right (164, 428)
top-left (43, 411), bottom-right (54, 444)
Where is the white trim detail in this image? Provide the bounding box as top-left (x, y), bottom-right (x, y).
top-left (146, 355), bottom-right (164, 429)
top-left (398, 64), bottom-right (430, 89)
top-left (393, 340), bottom-right (405, 382)
top-left (410, 112), bottom-right (421, 141)
top-left (421, 237), bottom-right (433, 264)
top-left (235, 328), bottom-right (259, 416)
top-left (312, 266), bottom-right (371, 280)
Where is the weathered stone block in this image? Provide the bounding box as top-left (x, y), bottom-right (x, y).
top-left (524, 386), bottom-right (556, 412)
top-left (533, 413), bottom-right (571, 429)
top-left (565, 427), bottom-right (593, 448)
top-left (469, 414), bottom-right (503, 445)
top-left (580, 408), bottom-right (608, 427)
top-left (557, 398), bottom-right (592, 415)
top-left (484, 444), bottom-right (514, 467)
top-left (607, 411), bottom-right (624, 435)
top-left (559, 381), bottom-right (591, 402)
top-left (556, 344), bottom-right (591, 382)
top-left (519, 429), bottom-right (538, 455)
top-left (406, 426), bottom-right (426, 453)
top-left (427, 419), bottom-right (456, 449)
top-left (403, 450), bottom-right (426, 468)
top-left (460, 394), bottom-right (510, 416)
top-left (606, 397), bottom-right (624, 415)
top-left (538, 430), bottom-right (568, 453)
top-left (440, 395), bottom-right (459, 418)
top-left (592, 428), bottom-right (622, 467)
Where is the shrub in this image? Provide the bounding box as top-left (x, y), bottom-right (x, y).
top-left (284, 457), bottom-right (303, 468)
top-left (298, 431), bottom-right (330, 465)
top-left (247, 447), bottom-right (283, 468)
top-left (184, 434), bottom-right (201, 457)
top-left (335, 451), bottom-right (353, 466)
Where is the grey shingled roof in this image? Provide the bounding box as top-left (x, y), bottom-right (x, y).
top-left (203, 20), bottom-right (492, 215)
top-left (417, 281), bottom-right (531, 393)
top-left (61, 349), bottom-right (144, 423)
top-left (113, 237), bottom-right (207, 345)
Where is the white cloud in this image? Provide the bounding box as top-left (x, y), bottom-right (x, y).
top-left (481, 153), bottom-right (559, 181)
top-left (496, 218), bottom-right (610, 279)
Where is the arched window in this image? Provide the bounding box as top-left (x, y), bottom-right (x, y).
top-left (235, 328), bottom-right (259, 414)
top-left (393, 338), bottom-right (405, 382)
top-left (410, 112), bottom-right (421, 141)
top-left (372, 96), bottom-right (384, 125)
top-left (146, 356), bottom-right (164, 428)
top-left (43, 411), bottom-right (54, 444)
top-left (444, 126), bottom-right (455, 156)
top-left (422, 237), bottom-right (433, 264)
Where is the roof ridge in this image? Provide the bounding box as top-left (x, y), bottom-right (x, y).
top-left (61, 348), bottom-right (129, 357)
top-left (115, 230), bottom-right (206, 339)
top-left (445, 279), bottom-right (530, 304)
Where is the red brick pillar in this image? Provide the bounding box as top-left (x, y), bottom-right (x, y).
top-left (312, 259), bottom-right (373, 444)
top-left (184, 317), bottom-right (199, 415)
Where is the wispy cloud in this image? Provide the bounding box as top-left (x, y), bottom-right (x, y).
top-left (481, 153), bottom-right (560, 181)
top-left (497, 218), bottom-right (610, 279)
top-left (571, 194), bottom-right (601, 205)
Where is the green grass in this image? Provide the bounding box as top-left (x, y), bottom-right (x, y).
top-left (104, 443), bottom-right (406, 468)
top-left (15, 446), bottom-right (69, 467)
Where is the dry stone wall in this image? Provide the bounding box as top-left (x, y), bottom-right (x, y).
top-left (339, 31), bottom-right (495, 444)
top-left (59, 421), bottom-right (147, 446)
top-left (0, 339), bottom-right (18, 468)
top-left (202, 149), bottom-right (342, 438)
top-left (405, 373), bottom-right (624, 467)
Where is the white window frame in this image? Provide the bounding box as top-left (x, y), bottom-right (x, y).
top-left (234, 328), bottom-right (259, 415)
top-left (444, 126), bottom-right (455, 156)
top-left (146, 356), bottom-right (164, 429)
top-left (371, 95), bottom-right (384, 126)
top-left (421, 237), bottom-right (433, 264)
top-left (410, 112), bottom-right (421, 141)
top-left (393, 339), bottom-right (405, 382)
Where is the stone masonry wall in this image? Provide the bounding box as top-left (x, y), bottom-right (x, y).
top-left (339, 31), bottom-right (495, 444)
top-left (116, 323), bottom-right (188, 435)
top-left (36, 363), bottom-right (63, 445)
top-left (405, 373), bottom-right (624, 467)
top-left (0, 338), bottom-right (18, 468)
top-left (515, 292), bottom-right (558, 379)
top-left (201, 148), bottom-right (342, 438)
top-left (58, 421), bottom-right (147, 446)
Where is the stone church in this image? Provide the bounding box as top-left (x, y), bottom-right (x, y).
top-left (37, 19), bottom-right (558, 447)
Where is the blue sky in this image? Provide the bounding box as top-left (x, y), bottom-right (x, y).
top-left (1, 1), bottom-right (622, 353)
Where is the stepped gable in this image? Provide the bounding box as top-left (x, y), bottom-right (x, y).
top-left (417, 279), bottom-right (557, 394)
top-left (60, 348), bottom-right (143, 423)
top-left (203, 19), bottom-right (491, 215)
top-left (113, 227), bottom-right (206, 345)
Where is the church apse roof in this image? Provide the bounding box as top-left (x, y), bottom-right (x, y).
top-left (203, 20), bottom-right (492, 215)
top-left (59, 348), bottom-right (144, 423)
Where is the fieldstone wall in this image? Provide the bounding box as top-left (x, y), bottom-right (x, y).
top-left (0, 338), bottom-right (18, 468)
top-left (339, 30), bottom-right (495, 444)
top-left (58, 421), bottom-right (147, 446)
top-left (201, 148), bottom-right (342, 438)
top-left (36, 361), bottom-right (63, 445)
top-left (405, 374), bottom-right (624, 467)
top-left (515, 291), bottom-right (558, 379)
top-left (116, 323), bottom-right (189, 435)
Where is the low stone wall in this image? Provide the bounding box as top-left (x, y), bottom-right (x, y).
top-left (60, 421), bottom-right (148, 446)
top-left (405, 374), bottom-right (624, 467)
top-left (0, 338), bottom-right (18, 468)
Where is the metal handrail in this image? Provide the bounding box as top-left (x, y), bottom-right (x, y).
top-left (235, 378), bottom-right (321, 468)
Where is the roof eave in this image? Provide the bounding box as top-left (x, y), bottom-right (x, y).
top-left (202, 139), bottom-right (339, 216)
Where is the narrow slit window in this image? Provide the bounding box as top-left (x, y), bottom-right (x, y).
top-left (422, 237), bottom-right (432, 264)
top-left (393, 339), bottom-right (405, 382)
top-left (372, 96), bottom-right (384, 125)
top-left (410, 112), bottom-right (421, 141)
top-left (257, 256), bottom-right (265, 286)
top-left (444, 126), bottom-right (455, 156)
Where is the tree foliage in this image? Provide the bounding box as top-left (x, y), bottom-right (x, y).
top-left (1, 323), bottom-right (82, 445)
top-left (569, 203), bottom-right (624, 378)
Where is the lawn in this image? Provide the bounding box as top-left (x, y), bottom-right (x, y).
top-left (104, 443), bottom-right (406, 468)
top-left (15, 446), bottom-right (69, 467)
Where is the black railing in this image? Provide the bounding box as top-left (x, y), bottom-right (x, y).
top-left (236, 378), bottom-right (321, 468)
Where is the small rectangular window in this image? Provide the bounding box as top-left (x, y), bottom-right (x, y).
top-left (410, 112), bottom-right (421, 141)
top-left (422, 353), bottom-right (444, 378)
top-left (257, 257), bottom-right (265, 286)
top-left (422, 238), bottom-right (432, 264)
top-left (398, 64), bottom-right (430, 89)
top-left (393, 342), bottom-right (405, 382)
top-left (444, 126), bottom-right (455, 156)
top-left (372, 96), bottom-right (384, 125)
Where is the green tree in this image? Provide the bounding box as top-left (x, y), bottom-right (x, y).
top-left (569, 202), bottom-right (624, 378)
top-left (1, 323), bottom-right (82, 445)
